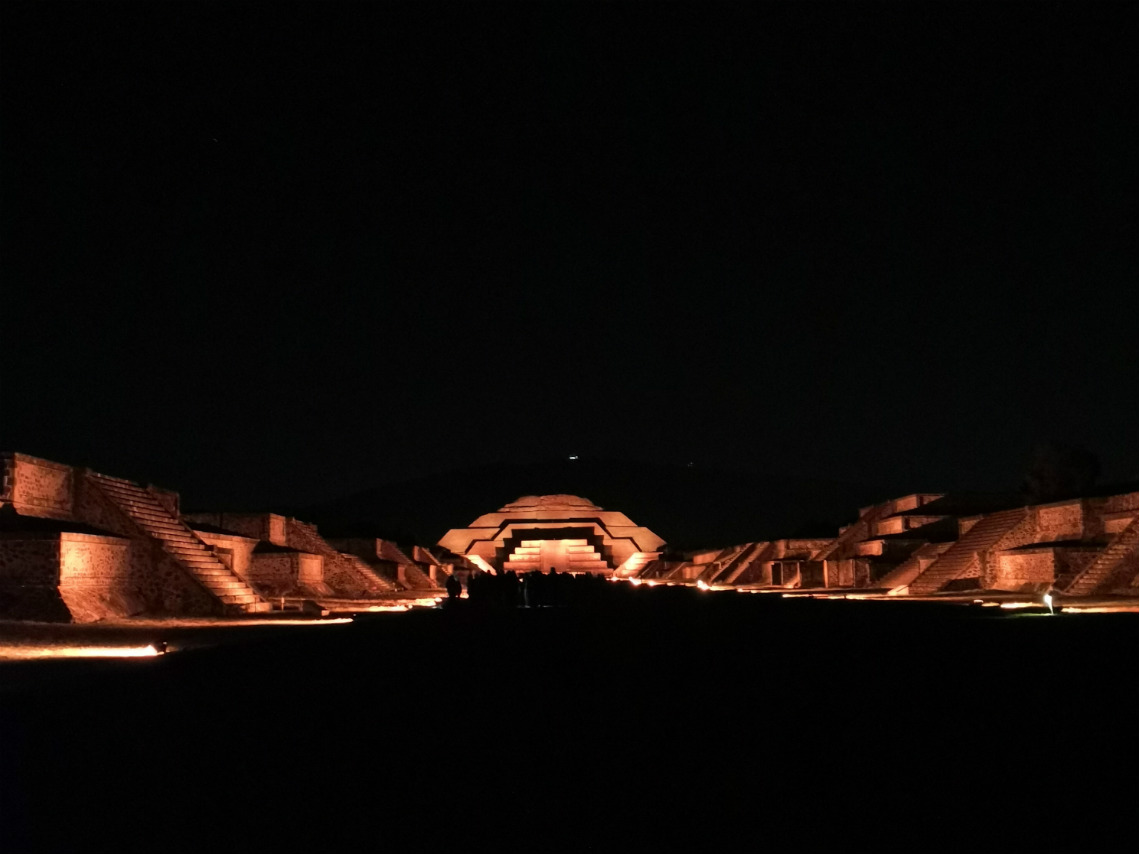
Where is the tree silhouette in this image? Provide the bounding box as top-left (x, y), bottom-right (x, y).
top-left (1021, 441), bottom-right (1100, 504)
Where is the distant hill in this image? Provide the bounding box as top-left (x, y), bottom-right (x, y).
top-left (292, 457), bottom-right (896, 551)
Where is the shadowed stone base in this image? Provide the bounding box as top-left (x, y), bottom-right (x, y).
top-left (0, 587), bottom-right (74, 622)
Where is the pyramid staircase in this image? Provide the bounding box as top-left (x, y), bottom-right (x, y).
top-left (400, 562), bottom-right (437, 590)
top-left (285, 521), bottom-right (397, 595)
top-left (698, 543), bottom-right (752, 584)
top-left (718, 542), bottom-right (771, 585)
top-left (727, 543), bottom-right (779, 585)
top-left (88, 473), bottom-right (272, 614)
top-left (1063, 518), bottom-right (1138, 596)
top-left (614, 550), bottom-right (659, 578)
top-left (502, 539), bottom-right (610, 573)
top-left (907, 508), bottom-right (1028, 594)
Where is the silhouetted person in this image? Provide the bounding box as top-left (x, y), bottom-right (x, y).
top-left (446, 573), bottom-right (461, 600)
top-left (503, 570), bottom-right (520, 608)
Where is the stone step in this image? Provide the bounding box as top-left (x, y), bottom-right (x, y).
top-left (170, 553), bottom-right (218, 565)
top-left (162, 536), bottom-right (209, 546)
top-left (109, 496), bottom-right (169, 510)
top-left (218, 592), bottom-right (260, 605)
top-left (193, 574), bottom-right (246, 587)
top-left (131, 514), bottom-right (183, 528)
top-left (158, 532), bottom-right (205, 544)
top-left (156, 531), bottom-right (201, 542)
top-left (141, 525), bottom-right (196, 540)
top-left (208, 584), bottom-right (256, 597)
top-left (109, 496), bottom-right (167, 509)
top-left (108, 500), bottom-right (175, 517)
top-left (221, 600), bottom-right (272, 615)
top-left (131, 515), bottom-right (185, 528)
top-left (176, 552), bottom-right (222, 562)
top-left (179, 562), bottom-right (227, 573)
top-left (166, 544), bottom-right (213, 555)
top-left (93, 484), bottom-right (151, 497)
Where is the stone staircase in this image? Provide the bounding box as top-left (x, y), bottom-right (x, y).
top-left (877, 541), bottom-right (954, 593)
top-left (728, 543), bottom-right (778, 585)
top-left (502, 543), bottom-right (541, 573)
top-left (564, 539), bottom-right (609, 572)
top-left (400, 562), bottom-right (439, 590)
top-left (908, 508), bottom-right (1028, 594)
top-left (717, 542), bottom-right (767, 585)
top-left (88, 473), bottom-right (271, 614)
top-left (285, 520), bottom-right (397, 595)
top-left (503, 539), bottom-right (610, 573)
top-left (699, 543), bottom-right (752, 584)
top-left (1064, 518), bottom-right (1138, 596)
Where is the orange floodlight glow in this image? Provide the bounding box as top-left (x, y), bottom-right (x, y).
top-left (0, 643), bottom-right (165, 660)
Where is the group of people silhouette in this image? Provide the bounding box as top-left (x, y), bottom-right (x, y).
top-left (445, 567), bottom-right (608, 608)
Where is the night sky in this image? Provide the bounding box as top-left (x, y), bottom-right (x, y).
top-left (2, 2), bottom-right (1135, 513)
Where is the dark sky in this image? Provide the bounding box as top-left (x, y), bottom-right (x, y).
top-left (2, 2), bottom-right (1135, 511)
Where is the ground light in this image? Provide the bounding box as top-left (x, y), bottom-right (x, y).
top-left (0, 643), bottom-right (166, 660)
top-left (1044, 593), bottom-right (1054, 615)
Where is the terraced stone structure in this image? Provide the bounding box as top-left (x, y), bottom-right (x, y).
top-left (0, 452), bottom-right (271, 620)
top-left (635, 490), bottom-right (1138, 597)
top-left (438, 494), bottom-right (664, 577)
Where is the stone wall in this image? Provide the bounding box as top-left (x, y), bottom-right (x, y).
top-left (0, 537), bottom-right (62, 620)
top-left (0, 532), bottom-right (142, 621)
top-left (192, 529), bottom-right (258, 582)
top-left (58, 532), bottom-right (141, 621)
top-left (994, 549), bottom-right (1056, 592)
top-left (59, 533), bottom-right (130, 585)
top-left (249, 553), bottom-right (299, 597)
top-left (1032, 501), bottom-right (1086, 542)
top-left (297, 553), bottom-right (323, 588)
top-left (0, 537), bottom-right (59, 586)
top-left (1, 453), bottom-right (75, 520)
top-left (184, 513), bottom-right (287, 546)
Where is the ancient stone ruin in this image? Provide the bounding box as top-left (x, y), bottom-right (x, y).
top-left (0, 452), bottom-right (447, 622)
top-left (437, 493), bottom-right (665, 577)
top-left (1, 450), bottom-right (1135, 622)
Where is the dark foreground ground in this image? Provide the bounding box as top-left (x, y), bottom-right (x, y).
top-left (1, 586), bottom-right (1135, 853)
